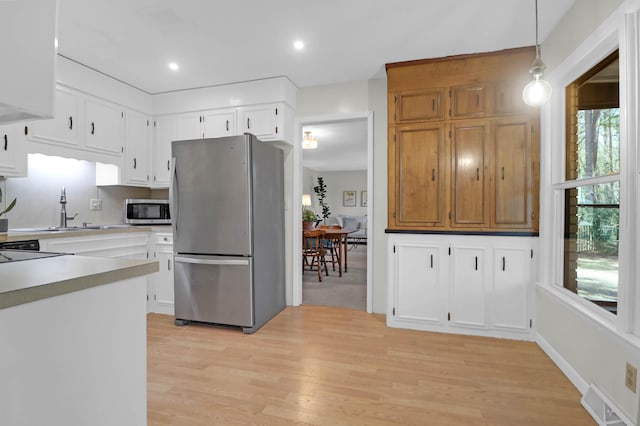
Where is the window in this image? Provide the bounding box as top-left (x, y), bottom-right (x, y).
top-left (563, 51), bottom-right (620, 314)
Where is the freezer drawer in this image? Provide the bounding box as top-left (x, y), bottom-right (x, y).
top-left (174, 255), bottom-right (253, 327)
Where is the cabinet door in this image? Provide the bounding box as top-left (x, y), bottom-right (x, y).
top-left (393, 89), bottom-right (445, 123)
top-left (493, 117), bottom-right (534, 229)
top-left (239, 105), bottom-right (279, 140)
top-left (450, 247), bottom-right (486, 328)
top-left (451, 121), bottom-right (489, 227)
top-left (154, 250), bottom-right (175, 315)
top-left (493, 247), bottom-right (531, 332)
top-left (0, 123), bottom-right (27, 177)
top-left (391, 123), bottom-right (447, 227)
top-left (84, 98), bottom-right (124, 155)
top-left (175, 113), bottom-right (202, 140)
top-left (451, 84), bottom-right (487, 118)
top-left (395, 244), bottom-right (444, 324)
top-left (28, 87), bottom-right (81, 148)
top-left (124, 111), bottom-right (151, 186)
top-left (202, 109), bottom-right (236, 138)
top-left (494, 82), bottom-right (528, 116)
top-left (153, 117), bottom-right (175, 187)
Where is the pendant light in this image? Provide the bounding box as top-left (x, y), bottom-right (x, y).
top-left (522, 0), bottom-right (552, 107)
top-left (302, 131), bottom-right (318, 150)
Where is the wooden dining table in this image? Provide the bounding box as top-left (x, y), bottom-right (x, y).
top-left (316, 227), bottom-right (356, 277)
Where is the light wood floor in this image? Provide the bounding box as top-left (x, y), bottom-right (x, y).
top-left (147, 307), bottom-right (594, 425)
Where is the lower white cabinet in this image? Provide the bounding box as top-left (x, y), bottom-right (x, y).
top-left (388, 234), bottom-right (536, 340)
top-left (39, 232), bottom-right (148, 259)
top-left (148, 232), bottom-right (174, 315)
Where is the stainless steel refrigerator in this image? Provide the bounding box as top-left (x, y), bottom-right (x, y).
top-left (170, 133), bottom-right (285, 334)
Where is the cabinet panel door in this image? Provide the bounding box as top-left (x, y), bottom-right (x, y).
top-left (154, 251), bottom-right (175, 314)
top-left (493, 248), bottom-right (530, 331)
top-left (493, 117), bottom-right (533, 228)
top-left (28, 88), bottom-right (81, 148)
top-left (0, 123), bottom-right (27, 177)
top-left (153, 117), bottom-right (175, 187)
top-left (394, 124), bottom-right (447, 226)
top-left (175, 114), bottom-right (202, 141)
top-left (451, 121), bottom-right (489, 226)
top-left (239, 106), bottom-right (278, 140)
top-left (450, 247), bottom-right (486, 328)
top-left (124, 111), bottom-right (150, 186)
top-left (84, 98), bottom-right (123, 155)
top-left (202, 110), bottom-right (236, 138)
top-left (494, 82), bottom-right (528, 116)
top-left (451, 84), bottom-right (487, 118)
top-left (396, 244), bottom-right (442, 323)
top-left (394, 89), bottom-right (445, 123)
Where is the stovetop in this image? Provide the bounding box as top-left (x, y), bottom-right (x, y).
top-left (0, 250), bottom-right (66, 264)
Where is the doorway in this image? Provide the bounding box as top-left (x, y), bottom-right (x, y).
top-left (293, 113), bottom-right (373, 312)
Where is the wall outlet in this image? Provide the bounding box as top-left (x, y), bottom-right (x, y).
top-left (625, 362), bottom-right (637, 393)
top-left (90, 198), bottom-right (102, 211)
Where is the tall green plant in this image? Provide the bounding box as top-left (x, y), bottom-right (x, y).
top-left (313, 177), bottom-right (330, 223)
top-left (0, 187), bottom-right (16, 217)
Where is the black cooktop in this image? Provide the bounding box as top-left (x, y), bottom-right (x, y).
top-left (0, 250), bottom-right (65, 264)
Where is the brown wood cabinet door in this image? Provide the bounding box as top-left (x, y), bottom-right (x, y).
top-left (394, 89), bottom-right (445, 123)
top-left (451, 84), bottom-right (487, 119)
top-left (392, 123), bottom-right (448, 227)
top-left (494, 82), bottom-right (528, 116)
top-left (451, 121), bottom-right (489, 226)
top-left (493, 117), bottom-right (533, 228)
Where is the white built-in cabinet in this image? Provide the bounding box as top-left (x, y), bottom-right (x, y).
top-left (28, 87), bottom-right (82, 149)
top-left (0, 122), bottom-right (27, 177)
top-left (388, 234), bottom-right (536, 340)
top-left (238, 105), bottom-right (282, 140)
top-left (148, 232), bottom-right (174, 315)
top-left (152, 117), bottom-right (175, 187)
top-left (202, 109), bottom-right (236, 138)
top-left (123, 111), bottom-right (151, 186)
top-left (84, 97), bottom-right (124, 156)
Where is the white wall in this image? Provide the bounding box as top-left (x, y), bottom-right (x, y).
top-left (307, 171), bottom-right (367, 221)
top-left (296, 79), bottom-right (387, 313)
top-left (538, 0), bottom-right (640, 422)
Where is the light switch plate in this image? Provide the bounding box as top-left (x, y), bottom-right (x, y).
top-left (90, 198), bottom-right (102, 211)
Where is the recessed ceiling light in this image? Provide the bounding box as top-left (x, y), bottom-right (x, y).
top-left (54, 37), bottom-right (58, 49)
top-left (168, 62), bottom-right (179, 71)
top-left (293, 40), bottom-right (304, 50)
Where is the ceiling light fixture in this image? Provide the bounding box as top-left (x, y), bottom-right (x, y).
top-left (522, 0), bottom-right (552, 107)
top-left (168, 62), bottom-right (179, 71)
top-left (302, 131), bottom-right (318, 150)
top-left (294, 40), bottom-right (304, 50)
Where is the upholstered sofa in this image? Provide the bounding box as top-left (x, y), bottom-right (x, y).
top-left (335, 215), bottom-right (367, 244)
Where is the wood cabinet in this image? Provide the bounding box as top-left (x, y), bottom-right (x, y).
top-left (387, 47), bottom-right (539, 233)
top-left (0, 122), bottom-right (27, 177)
top-left (387, 234), bottom-right (536, 340)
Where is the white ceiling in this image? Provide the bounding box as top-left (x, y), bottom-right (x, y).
top-left (56, 0), bottom-right (576, 171)
top-left (302, 120), bottom-right (368, 172)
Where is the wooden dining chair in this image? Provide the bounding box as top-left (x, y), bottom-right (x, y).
top-left (302, 229), bottom-right (329, 281)
top-left (318, 225), bottom-right (341, 271)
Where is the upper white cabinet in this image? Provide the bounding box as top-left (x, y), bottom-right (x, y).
top-left (388, 234), bottom-right (537, 340)
top-left (202, 109), bottom-right (236, 138)
top-left (0, 122), bottom-right (27, 177)
top-left (175, 113), bottom-right (202, 141)
top-left (238, 104), bottom-right (282, 141)
top-left (27, 87), bottom-right (82, 149)
top-left (0, 0), bottom-right (56, 123)
top-left (124, 111), bottom-right (151, 186)
top-left (152, 117), bottom-right (175, 187)
top-left (84, 97), bottom-right (124, 155)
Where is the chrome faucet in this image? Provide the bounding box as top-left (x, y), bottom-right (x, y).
top-left (59, 186), bottom-right (78, 228)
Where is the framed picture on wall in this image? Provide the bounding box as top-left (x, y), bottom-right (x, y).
top-left (361, 190), bottom-right (367, 207)
top-left (343, 190), bottom-right (357, 207)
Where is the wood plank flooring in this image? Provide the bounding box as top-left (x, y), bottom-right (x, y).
top-left (147, 306), bottom-right (594, 425)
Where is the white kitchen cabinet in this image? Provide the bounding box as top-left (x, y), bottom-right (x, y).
top-left (175, 113), bottom-right (202, 141)
top-left (148, 232), bottom-right (174, 315)
top-left (124, 110), bottom-right (151, 186)
top-left (152, 117), bottom-right (175, 187)
top-left (238, 104), bottom-right (283, 141)
top-left (40, 232), bottom-right (149, 259)
top-left (202, 109), bottom-right (236, 138)
top-left (27, 87), bottom-right (82, 149)
top-left (0, 0), bottom-right (56, 123)
top-left (388, 234), bottom-right (536, 340)
top-left (394, 243), bottom-right (446, 325)
top-left (0, 122), bottom-right (27, 177)
top-left (84, 97), bottom-right (124, 156)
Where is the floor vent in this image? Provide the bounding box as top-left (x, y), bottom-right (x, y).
top-left (581, 385), bottom-right (633, 426)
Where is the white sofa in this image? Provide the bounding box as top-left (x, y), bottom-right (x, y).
top-left (335, 215), bottom-right (367, 244)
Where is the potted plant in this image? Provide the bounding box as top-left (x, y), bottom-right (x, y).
top-left (313, 176), bottom-right (330, 224)
top-left (302, 209), bottom-right (317, 231)
top-left (0, 187), bottom-right (17, 233)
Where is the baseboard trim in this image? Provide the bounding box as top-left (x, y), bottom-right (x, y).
top-left (536, 332), bottom-right (589, 395)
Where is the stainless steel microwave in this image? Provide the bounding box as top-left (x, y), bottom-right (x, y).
top-left (124, 199), bottom-right (171, 224)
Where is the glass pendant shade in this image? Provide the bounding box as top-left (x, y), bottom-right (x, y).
top-left (522, 74), bottom-right (552, 107)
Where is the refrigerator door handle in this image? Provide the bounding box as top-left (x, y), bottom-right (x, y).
top-left (169, 157), bottom-right (178, 240)
top-left (175, 256), bottom-right (250, 266)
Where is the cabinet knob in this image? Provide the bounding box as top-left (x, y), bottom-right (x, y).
top-left (501, 166), bottom-right (505, 180)
top-left (226, 120), bottom-right (229, 132)
top-left (167, 160), bottom-right (170, 171)
top-left (3, 134), bottom-right (7, 151)
top-left (69, 116), bottom-right (73, 130)
top-left (476, 168), bottom-right (480, 181)
top-left (247, 118), bottom-right (250, 129)
top-left (91, 122), bottom-right (95, 135)
top-left (133, 158), bottom-right (137, 169)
